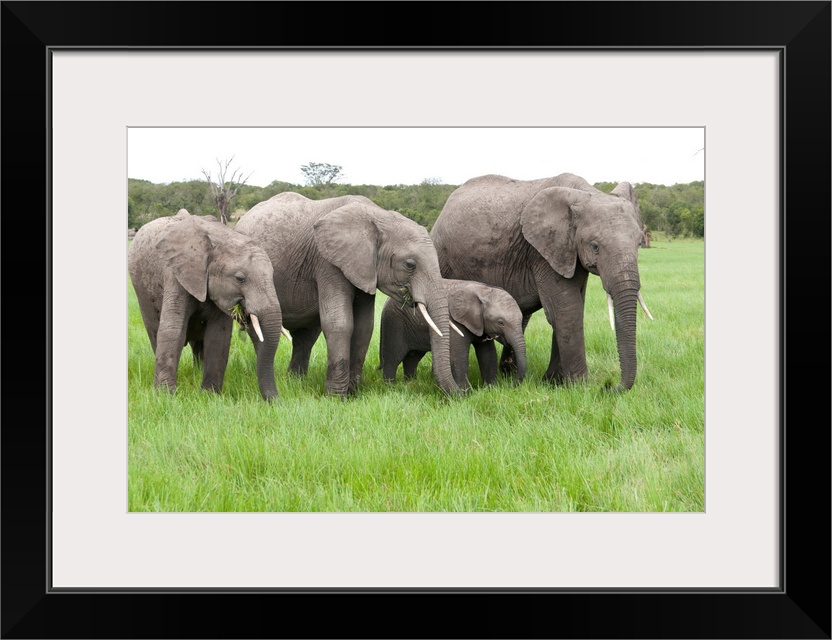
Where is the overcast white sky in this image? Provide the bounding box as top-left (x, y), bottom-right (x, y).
top-left (128, 127), bottom-right (704, 188)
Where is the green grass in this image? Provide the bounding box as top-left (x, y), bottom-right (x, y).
top-left (128, 240), bottom-right (704, 512)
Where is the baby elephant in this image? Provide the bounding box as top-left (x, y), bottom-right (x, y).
top-left (379, 279), bottom-right (527, 391)
top-left (128, 209), bottom-right (285, 401)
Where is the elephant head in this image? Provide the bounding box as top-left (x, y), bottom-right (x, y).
top-left (520, 182), bottom-right (651, 391)
top-left (129, 209), bottom-right (284, 400)
top-left (313, 201), bottom-right (461, 396)
top-left (448, 280), bottom-right (527, 383)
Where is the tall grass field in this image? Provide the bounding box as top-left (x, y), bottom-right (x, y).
top-left (128, 240), bottom-right (704, 512)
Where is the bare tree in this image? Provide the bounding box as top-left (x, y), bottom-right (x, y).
top-left (202, 156), bottom-right (252, 225)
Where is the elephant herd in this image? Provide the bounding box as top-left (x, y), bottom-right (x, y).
top-left (127, 172), bottom-right (653, 402)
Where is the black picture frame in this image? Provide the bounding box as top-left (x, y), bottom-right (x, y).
top-left (3, 2), bottom-right (829, 638)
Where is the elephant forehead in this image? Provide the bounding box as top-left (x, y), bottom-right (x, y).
top-left (505, 301), bottom-right (524, 321)
top-left (582, 208), bottom-right (639, 233)
top-left (387, 230), bottom-right (436, 255)
top-left (222, 232), bottom-right (263, 252)
top-left (389, 217), bottom-right (430, 240)
top-left (217, 241), bottom-right (273, 269)
top-left (242, 249), bottom-right (274, 271)
top-left (494, 289), bottom-right (520, 307)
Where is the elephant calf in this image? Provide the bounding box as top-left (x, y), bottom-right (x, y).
top-left (128, 209), bottom-right (285, 401)
top-left (379, 279), bottom-right (527, 391)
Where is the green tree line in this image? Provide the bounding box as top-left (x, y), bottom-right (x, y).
top-left (129, 177), bottom-right (704, 238)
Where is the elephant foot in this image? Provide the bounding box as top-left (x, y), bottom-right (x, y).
top-left (542, 369), bottom-right (563, 385)
top-left (602, 382), bottom-right (630, 394)
top-left (325, 386), bottom-right (350, 400)
top-left (447, 384), bottom-right (470, 397)
top-left (153, 379), bottom-right (177, 394)
top-left (543, 371), bottom-right (587, 386)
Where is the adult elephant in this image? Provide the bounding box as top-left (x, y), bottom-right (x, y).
top-left (235, 192), bottom-right (461, 398)
top-left (379, 278), bottom-right (526, 391)
top-left (128, 209), bottom-right (285, 400)
top-left (431, 173), bottom-right (652, 392)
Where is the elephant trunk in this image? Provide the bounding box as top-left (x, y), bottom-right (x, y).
top-left (610, 271), bottom-right (640, 392)
top-left (422, 285), bottom-right (463, 396)
top-left (247, 291), bottom-right (283, 401)
top-left (504, 329), bottom-right (527, 383)
top-left (254, 314), bottom-right (281, 401)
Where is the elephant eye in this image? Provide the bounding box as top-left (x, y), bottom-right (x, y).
top-left (590, 241), bottom-right (600, 254)
top-left (498, 319), bottom-right (505, 326)
top-left (235, 271), bottom-right (246, 284)
top-left (404, 258), bottom-right (416, 271)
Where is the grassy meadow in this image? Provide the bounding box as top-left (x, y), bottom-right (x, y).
top-left (128, 240), bottom-right (704, 512)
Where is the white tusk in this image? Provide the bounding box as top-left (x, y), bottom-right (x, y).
top-left (418, 302), bottom-right (443, 337)
top-left (607, 294), bottom-right (615, 332)
top-left (449, 320), bottom-right (465, 337)
top-left (250, 314), bottom-right (265, 342)
top-left (638, 292), bottom-right (654, 320)
top-left (281, 326), bottom-right (292, 342)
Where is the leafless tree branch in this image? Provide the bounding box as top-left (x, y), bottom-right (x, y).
top-left (202, 156), bottom-right (251, 225)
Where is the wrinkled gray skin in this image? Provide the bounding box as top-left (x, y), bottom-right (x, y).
top-left (128, 209), bottom-right (284, 400)
top-left (235, 192), bottom-right (461, 398)
top-left (431, 173), bottom-right (646, 392)
top-left (379, 278), bottom-right (527, 391)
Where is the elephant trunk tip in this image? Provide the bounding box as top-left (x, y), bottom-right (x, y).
top-left (262, 391), bottom-right (279, 402)
top-left (603, 380), bottom-right (633, 394)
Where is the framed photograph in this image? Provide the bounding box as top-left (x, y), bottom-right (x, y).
top-left (4, 2), bottom-right (829, 638)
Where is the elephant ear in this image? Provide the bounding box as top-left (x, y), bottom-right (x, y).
top-left (520, 187), bottom-right (589, 279)
top-left (449, 285), bottom-right (485, 336)
top-left (157, 215), bottom-right (211, 302)
top-left (313, 202), bottom-right (379, 294)
top-left (610, 181), bottom-right (644, 228)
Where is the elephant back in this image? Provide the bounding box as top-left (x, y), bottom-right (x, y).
top-left (128, 215), bottom-right (179, 276)
top-left (243, 192), bottom-right (375, 223)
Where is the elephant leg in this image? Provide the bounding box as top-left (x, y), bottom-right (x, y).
top-left (319, 288), bottom-right (355, 398)
top-left (499, 313), bottom-right (530, 376)
top-left (186, 313), bottom-right (207, 367)
top-left (539, 271), bottom-right (589, 384)
top-left (542, 332), bottom-right (563, 383)
top-left (402, 351), bottom-right (426, 379)
top-left (450, 332), bottom-right (472, 391)
top-left (153, 297), bottom-right (195, 392)
top-left (474, 340), bottom-right (498, 385)
top-left (200, 314), bottom-right (233, 393)
top-left (287, 327), bottom-right (322, 376)
top-left (381, 332), bottom-right (409, 383)
top-left (137, 301), bottom-right (161, 354)
top-left (322, 322), bottom-right (353, 397)
top-left (348, 291), bottom-right (375, 393)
